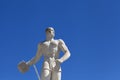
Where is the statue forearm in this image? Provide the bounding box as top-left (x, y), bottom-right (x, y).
top-left (27, 44), bottom-right (42, 66)
top-left (59, 51), bottom-right (71, 63)
top-left (27, 57), bottom-right (39, 66)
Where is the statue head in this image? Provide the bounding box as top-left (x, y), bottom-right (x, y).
top-left (45, 27), bottom-right (55, 39)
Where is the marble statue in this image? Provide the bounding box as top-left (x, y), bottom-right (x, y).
top-left (18, 27), bottom-right (71, 80)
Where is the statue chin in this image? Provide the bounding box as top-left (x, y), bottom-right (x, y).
top-left (18, 61), bottom-right (29, 73)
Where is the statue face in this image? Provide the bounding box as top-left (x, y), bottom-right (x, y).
top-left (45, 27), bottom-right (55, 37)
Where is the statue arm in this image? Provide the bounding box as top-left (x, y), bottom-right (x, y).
top-left (26, 43), bottom-right (43, 66)
top-left (58, 39), bottom-right (71, 63)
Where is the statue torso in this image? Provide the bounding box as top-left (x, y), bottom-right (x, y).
top-left (40, 39), bottom-right (61, 71)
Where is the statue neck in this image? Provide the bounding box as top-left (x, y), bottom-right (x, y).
top-left (46, 36), bottom-right (54, 41)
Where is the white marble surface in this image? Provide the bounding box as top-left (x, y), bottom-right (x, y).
top-left (18, 27), bottom-right (71, 80)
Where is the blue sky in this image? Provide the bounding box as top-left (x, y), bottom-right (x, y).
top-left (0, 0), bottom-right (120, 80)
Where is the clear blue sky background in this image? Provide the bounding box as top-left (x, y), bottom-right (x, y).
top-left (0, 0), bottom-right (120, 80)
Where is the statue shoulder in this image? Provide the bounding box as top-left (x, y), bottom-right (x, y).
top-left (38, 41), bottom-right (45, 47)
top-left (58, 39), bottom-right (65, 44)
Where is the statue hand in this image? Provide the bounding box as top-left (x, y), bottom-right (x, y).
top-left (56, 59), bottom-right (63, 64)
top-left (53, 59), bottom-right (61, 71)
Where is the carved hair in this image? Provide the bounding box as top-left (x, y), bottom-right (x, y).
top-left (45, 27), bottom-right (55, 32)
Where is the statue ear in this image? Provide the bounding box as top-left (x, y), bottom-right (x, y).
top-left (18, 61), bottom-right (29, 73)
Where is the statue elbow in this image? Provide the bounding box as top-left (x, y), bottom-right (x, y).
top-left (68, 52), bottom-right (71, 58)
top-left (66, 51), bottom-right (71, 59)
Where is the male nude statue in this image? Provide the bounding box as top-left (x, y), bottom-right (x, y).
top-left (18, 27), bottom-right (71, 80)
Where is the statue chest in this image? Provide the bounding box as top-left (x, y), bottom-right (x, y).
top-left (42, 41), bottom-right (59, 54)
